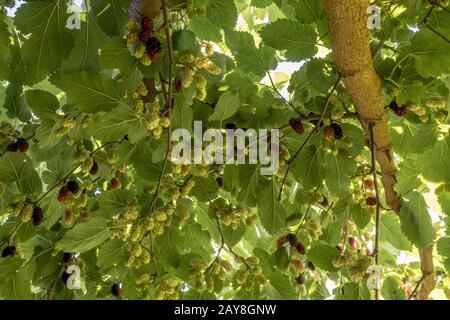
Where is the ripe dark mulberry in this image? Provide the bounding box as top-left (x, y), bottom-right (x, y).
top-left (32, 207), bottom-right (44, 226)
top-left (67, 180), bottom-right (79, 193)
top-left (145, 37), bottom-right (161, 54)
top-left (89, 160), bottom-right (99, 175)
top-left (109, 178), bottom-right (120, 190)
top-left (286, 233), bottom-right (298, 247)
top-left (349, 236), bottom-right (358, 249)
top-left (276, 236), bottom-right (287, 248)
top-left (366, 197), bottom-right (377, 207)
top-left (58, 185), bottom-right (70, 203)
top-left (296, 243), bottom-right (306, 255)
top-left (296, 274), bottom-right (305, 285)
top-left (61, 271), bottom-right (70, 285)
top-left (139, 30), bottom-right (152, 42)
top-left (141, 16), bottom-right (153, 31)
top-left (2, 245), bottom-right (16, 257)
top-left (175, 79), bottom-right (183, 92)
top-left (216, 177), bottom-right (223, 188)
top-left (307, 261), bottom-right (315, 271)
top-left (6, 142), bottom-right (19, 152)
top-left (393, 105), bottom-right (408, 117)
top-left (111, 283), bottom-right (123, 297)
top-left (289, 118), bottom-right (305, 135)
top-left (330, 123), bottom-right (343, 140)
top-left (63, 252), bottom-right (73, 263)
top-left (16, 138), bottom-right (29, 152)
top-left (389, 100), bottom-right (399, 110)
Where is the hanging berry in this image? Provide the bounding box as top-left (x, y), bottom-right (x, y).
top-left (32, 207), bottom-right (44, 226)
top-left (289, 118), bottom-right (306, 135)
top-left (1, 245), bottom-right (16, 258)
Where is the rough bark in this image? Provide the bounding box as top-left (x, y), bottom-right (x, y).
top-left (129, 0), bottom-right (162, 21)
top-left (323, 0), bottom-right (434, 299)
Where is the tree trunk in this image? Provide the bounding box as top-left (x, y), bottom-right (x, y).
top-left (323, 0), bottom-right (435, 299)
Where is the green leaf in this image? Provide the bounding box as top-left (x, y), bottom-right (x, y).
top-left (337, 282), bottom-right (370, 300)
top-left (225, 31), bottom-right (277, 78)
top-left (380, 213), bottom-right (413, 251)
top-left (260, 19), bottom-right (317, 61)
top-left (15, 0), bottom-right (74, 84)
top-left (288, 0), bottom-right (324, 23)
top-left (208, 91), bottom-right (240, 125)
top-left (97, 189), bottom-right (136, 218)
top-left (266, 273), bottom-right (297, 300)
top-left (172, 87), bottom-right (195, 131)
top-left (257, 179), bottom-right (286, 234)
top-left (0, 152), bottom-right (42, 195)
top-left (437, 237), bottom-right (450, 258)
top-left (25, 90), bottom-right (59, 120)
top-left (87, 106), bottom-right (148, 143)
top-left (324, 151), bottom-right (356, 197)
top-left (173, 30), bottom-right (201, 55)
top-left (62, 9), bottom-right (108, 74)
top-left (417, 136), bottom-right (450, 183)
top-left (100, 36), bottom-right (143, 92)
top-left (3, 85), bottom-right (30, 121)
top-left (292, 144), bottom-right (324, 189)
top-left (206, 0), bottom-right (237, 30)
top-left (56, 217), bottom-right (112, 253)
top-left (399, 192), bottom-right (435, 250)
top-left (59, 72), bottom-right (127, 113)
top-left (382, 277), bottom-right (406, 300)
top-left (307, 244), bottom-right (340, 272)
top-left (97, 239), bottom-right (127, 268)
top-left (410, 29), bottom-right (450, 78)
top-left (91, 0), bottom-right (131, 37)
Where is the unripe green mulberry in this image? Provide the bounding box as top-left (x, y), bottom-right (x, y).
top-left (331, 107), bottom-right (345, 121)
top-left (82, 157), bottom-right (94, 174)
top-left (181, 68), bottom-right (195, 88)
top-left (160, 117), bottom-right (170, 128)
top-left (141, 54), bottom-right (152, 66)
top-left (204, 63), bottom-right (221, 75)
top-left (205, 275), bottom-right (214, 293)
top-left (155, 211), bottom-right (167, 222)
top-left (63, 117), bottom-right (76, 129)
top-left (146, 112), bottom-right (160, 130)
top-left (152, 126), bottom-right (163, 138)
top-left (193, 73), bottom-right (206, 88)
top-left (20, 203), bottom-right (34, 222)
top-left (132, 243), bottom-right (143, 257)
top-left (179, 53), bottom-right (195, 64)
top-left (56, 126), bottom-right (71, 138)
top-left (107, 146), bottom-right (118, 164)
top-left (426, 98), bottom-right (446, 110)
top-left (195, 57), bottom-right (209, 69)
top-left (130, 225), bottom-right (142, 242)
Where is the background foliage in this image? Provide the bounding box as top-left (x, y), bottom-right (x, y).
top-left (0, 0), bottom-right (450, 300)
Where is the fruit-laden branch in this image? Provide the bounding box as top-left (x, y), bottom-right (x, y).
top-left (323, 0), bottom-right (434, 299)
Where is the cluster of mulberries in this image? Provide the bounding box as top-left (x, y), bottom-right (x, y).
top-left (127, 17), bottom-right (163, 66)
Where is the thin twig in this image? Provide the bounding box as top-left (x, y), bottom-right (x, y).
top-left (148, 0), bottom-right (175, 215)
top-left (266, 72), bottom-right (302, 116)
top-left (408, 274), bottom-right (426, 300)
top-left (425, 24), bottom-right (450, 44)
top-left (369, 123), bottom-right (381, 300)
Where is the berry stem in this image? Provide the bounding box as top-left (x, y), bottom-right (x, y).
top-left (148, 0), bottom-right (174, 216)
